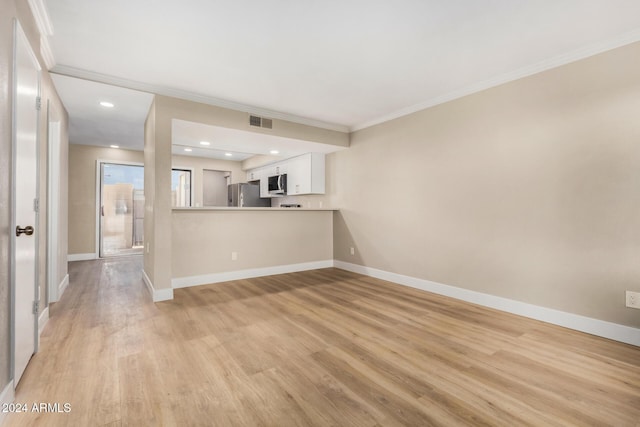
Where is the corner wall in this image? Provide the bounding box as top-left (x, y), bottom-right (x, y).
top-left (329, 42), bottom-right (640, 328)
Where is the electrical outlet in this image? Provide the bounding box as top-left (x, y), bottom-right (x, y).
top-left (626, 291), bottom-right (640, 309)
top-left (231, 252), bottom-right (238, 261)
top-left (350, 247), bottom-right (355, 256)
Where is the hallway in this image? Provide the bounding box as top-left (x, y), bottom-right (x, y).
top-left (5, 257), bottom-right (640, 426)
top-left (7, 257), bottom-right (154, 426)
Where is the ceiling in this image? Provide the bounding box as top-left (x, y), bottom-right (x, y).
top-left (50, 74), bottom-right (154, 149)
top-left (43, 1), bottom-right (640, 154)
top-left (51, 73), bottom-right (346, 157)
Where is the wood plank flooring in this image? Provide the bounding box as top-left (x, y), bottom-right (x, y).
top-left (6, 256), bottom-right (640, 426)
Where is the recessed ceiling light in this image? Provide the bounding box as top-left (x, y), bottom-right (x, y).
top-left (225, 152), bottom-right (233, 157)
top-left (270, 150), bottom-right (279, 155)
top-left (100, 101), bottom-right (114, 108)
top-left (110, 145), bottom-right (119, 148)
top-left (184, 148), bottom-right (192, 152)
top-left (199, 141), bottom-right (211, 146)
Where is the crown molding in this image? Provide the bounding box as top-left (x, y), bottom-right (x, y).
top-left (351, 28), bottom-right (640, 132)
top-left (27, 0), bottom-right (55, 69)
top-left (50, 65), bottom-right (350, 133)
top-left (39, 36), bottom-right (55, 70)
top-left (27, 0), bottom-right (54, 36)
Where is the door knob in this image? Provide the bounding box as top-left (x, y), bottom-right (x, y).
top-left (16, 225), bottom-right (34, 236)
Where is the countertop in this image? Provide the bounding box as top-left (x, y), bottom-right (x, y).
top-left (172, 207), bottom-right (338, 211)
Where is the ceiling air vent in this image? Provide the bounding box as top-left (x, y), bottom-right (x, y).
top-left (249, 115), bottom-right (273, 129)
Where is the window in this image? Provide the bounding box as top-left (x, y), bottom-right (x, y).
top-left (172, 168), bottom-right (192, 207)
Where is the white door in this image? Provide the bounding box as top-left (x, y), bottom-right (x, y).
top-left (12, 20), bottom-right (41, 386)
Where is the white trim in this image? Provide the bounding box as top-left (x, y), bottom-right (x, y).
top-left (68, 253), bottom-right (97, 262)
top-left (38, 306), bottom-right (49, 336)
top-left (334, 261), bottom-right (640, 347)
top-left (0, 381), bottom-right (15, 426)
top-left (26, 0), bottom-right (54, 36)
top-left (351, 28), bottom-right (640, 132)
top-left (26, 0), bottom-right (56, 69)
top-left (172, 260), bottom-right (334, 289)
top-left (50, 65), bottom-right (349, 133)
top-left (49, 30), bottom-right (640, 134)
top-left (56, 274), bottom-right (69, 302)
top-left (39, 36), bottom-right (55, 70)
top-left (143, 269), bottom-right (174, 302)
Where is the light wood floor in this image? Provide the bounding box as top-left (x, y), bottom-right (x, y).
top-left (6, 257), bottom-right (640, 426)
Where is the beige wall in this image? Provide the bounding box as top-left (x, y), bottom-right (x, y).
top-left (324, 42), bottom-right (640, 328)
top-left (145, 97), bottom-right (173, 291)
top-left (164, 97), bottom-right (349, 148)
top-left (68, 144), bottom-right (144, 255)
top-left (172, 210), bottom-right (333, 278)
top-left (0, 0), bottom-right (69, 391)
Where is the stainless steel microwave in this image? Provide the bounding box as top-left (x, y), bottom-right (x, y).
top-left (268, 174), bottom-right (287, 195)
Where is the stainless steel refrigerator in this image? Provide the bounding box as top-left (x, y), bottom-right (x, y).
top-left (228, 183), bottom-right (271, 207)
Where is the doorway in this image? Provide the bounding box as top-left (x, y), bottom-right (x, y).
top-left (98, 162), bottom-right (144, 257)
top-left (203, 169), bottom-right (231, 207)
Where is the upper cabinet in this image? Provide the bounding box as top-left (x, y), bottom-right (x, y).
top-left (247, 169), bottom-right (260, 182)
top-left (286, 153), bottom-right (325, 195)
top-left (245, 153), bottom-right (326, 196)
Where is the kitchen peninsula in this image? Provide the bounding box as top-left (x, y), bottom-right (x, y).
top-left (143, 95), bottom-right (349, 300)
top-left (169, 150), bottom-right (336, 292)
top-left (171, 206), bottom-right (336, 289)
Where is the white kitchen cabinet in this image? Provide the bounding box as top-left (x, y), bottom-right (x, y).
top-left (256, 164), bottom-right (289, 198)
top-left (259, 174), bottom-right (270, 198)
top-left (274, 163), bottom-right (287, 175)
top-left (247, 170), bottom-right (259, 182)
top-left (245, 168), bottom-right (270, 198)
top-left (286, 153), bottom-right (325, 195)
top-left (245, 153), bottom-right (325, 197)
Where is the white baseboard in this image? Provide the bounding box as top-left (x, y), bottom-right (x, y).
top-left (38, 306), bottom-right (49, 336)
top-left (334, 261), bottom-right (640, 347)
top-left (0, 381), bottom-right (15, 426)
top-left (143, 269), bottom-right (173, 302)
top-left (172, 260), bottom-right (335, 289)
top-left (57, 274), bottom-right (69, 301)
top-left (68, 253), bottom-right (97, 262)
